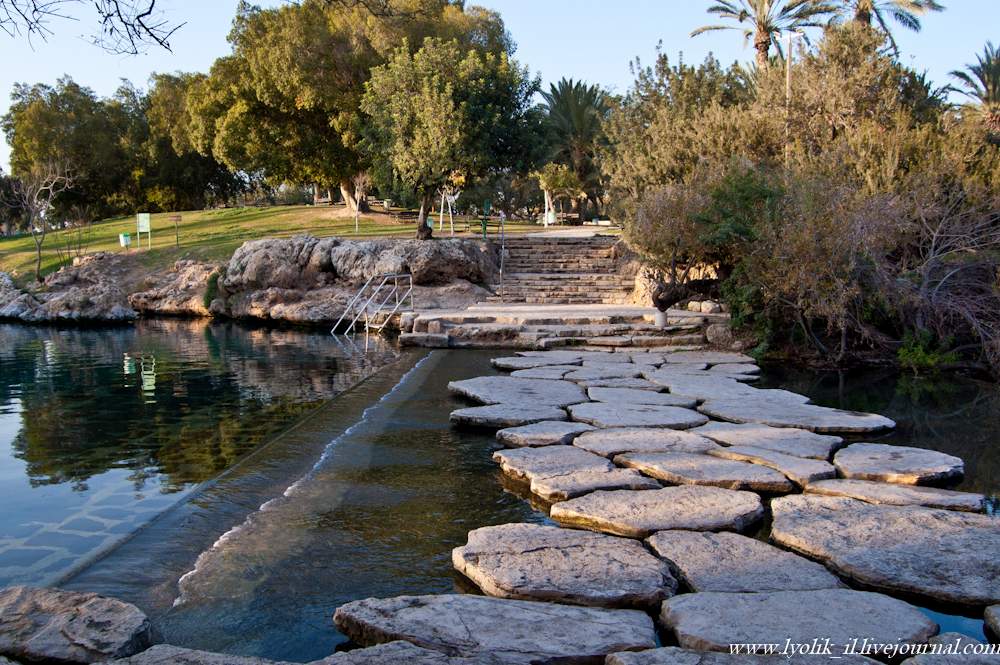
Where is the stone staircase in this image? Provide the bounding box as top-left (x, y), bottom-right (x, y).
top-left (489, 236), bottom-right (634, 305)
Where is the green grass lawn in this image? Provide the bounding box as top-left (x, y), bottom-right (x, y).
top-left (0, 205), bottom-right (549, 282)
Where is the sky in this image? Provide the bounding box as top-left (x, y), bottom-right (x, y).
top-left (1, 0), bottom-right (997, 171)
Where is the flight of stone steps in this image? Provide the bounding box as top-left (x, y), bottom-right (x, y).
top-left (488, 236), bottom-right (634, 305)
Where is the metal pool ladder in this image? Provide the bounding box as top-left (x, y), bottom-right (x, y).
top-left (332, 273), bottom-right (414, 335)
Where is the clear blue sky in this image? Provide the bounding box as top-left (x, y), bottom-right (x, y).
top-left (1, 0), bottom-right (997, 171)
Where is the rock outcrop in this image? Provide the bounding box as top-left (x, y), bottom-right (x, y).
top-left (129, 260), bottom-right (221, 317)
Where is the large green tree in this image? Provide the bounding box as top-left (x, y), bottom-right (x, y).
top-left (950, 42), bottom-right (1000, 135)
top-left (839, 0), bottom-right (944, 54)
top-left (541, 78), bottom-right (607, 213)
top-left (361, 36), bottom-right (538, 237)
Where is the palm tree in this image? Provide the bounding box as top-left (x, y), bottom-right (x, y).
top-left (541, 78), bottom-right (607, 215)
top-left (691, 0), bottom-right (837, 68)
top-left (840, 1), bottom-right (944, 55)
top-left (950, 42), bottom-right (1000, 134)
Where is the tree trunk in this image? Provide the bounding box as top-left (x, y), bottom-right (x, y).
top-left (416, 194), bottom-right (433, 240)
top-left (854, 7), bottom-right (872, 24)
top-left (754, 31), bottom-right (771, 68)
top-left (32, 230), bottom-right (44, 283)
top-left (339, 180), bottom-right (358, 213)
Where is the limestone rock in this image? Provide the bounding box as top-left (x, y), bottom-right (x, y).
top-left (646, 531), bottom-right (842, 593)
top-left (709, 363), bottom-right (760, 375)
top-left (699, 398), bottom-right (896, 433)
top-left (332, 594), bottom-right (657, 664)
top-left (453, 523), bottom-right (676, 608)
top-left (319, 641), bottom-right (502, 664)
top-left (568, 403), bottom-right (708, 429)
top-left (129, 261), bottom-right (218, 316)
top-left (771, 494), bottom-right (1000, 606)
top-left (690, 422), bottom-right (842, 460)
top-left (986, 606), bottom-right (998, 637)
top-left (509, 366), bottom-right (579, 379)
top-left (103, 644), bottom-right (295, 664)
top-left (531, 468), bottom-right (661, 502)
top-left (900, 633), bottom-right (1000, 665)
top-left (806, 479), bottom-right (985, 512)
top-left (587, 388), bottom-right (697, 408)
top-left (617, 451), bottom-right (793, 493)
top-left (607, 647), bottom-right (881, 665)
top-left (704, 324), bottom-right (734, 348)
top-left (833, 442), bottom-right (964, 485)
top-left (573, 428), bottom-right (721, 458)
top-left (496, 421), bottom-right (596, 447)
top-left (493, 446), bottom-right (657, 501)
top-left (493, 356), bottom-right (580, 371)
top-left (450, 404), bottom-right (566, 429)
top-left (660, 589), bottom-right (937, 655)
top-left (448, 376), bottom-right (587, 408)
top-left (564, 366), bottom-right (644, 382)
top-left (0, 586), bottom-right (154, 664)
top-left (575, 378), bottom-right (665, 391)
top-left (549, 486), bottom-right (764, 538)
top-left (661, 351), bottom-right (755, 365)
top-left (708, 446), bottom-right (836, 487)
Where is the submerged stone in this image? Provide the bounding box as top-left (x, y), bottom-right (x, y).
top-left (573, 428), bottom-right (721, 458)
top-left (708, 446), bottom-right (836, 487)
top-left (771, 494), bottom-right (1000, 606)
top-left (587, 387), bottom-right (697, 408)
top-left (495, 421), bottom-right (596, 447)
top-left (0, 586), bottom-right (154, 664)
top-left (568, 403), bottom-right (708, 429)
top-left (549, 486), bottom-right (764, 538)
top-left (660, 589), bottom-right (937, 655)
top-left (690, 422), bottom-right (843, 460)
top-left (698, 398), bottom-right (896, 433)
top-left (806, 479), bottom-right (985, 512)
top-left (646, 530), bottom-right (842, 593)
top-left (450, 404), bottom-right (567, 429)
top-left (453, 523), bottom-right (676, 608)
top-left (616, 451), bottom-right (794, 493)
top-left (833, 442), bottom-right (964, 485)
top-left (448, 376), bottom-right (587, 408)
top-left (332, 594), bottom-right (657, 665)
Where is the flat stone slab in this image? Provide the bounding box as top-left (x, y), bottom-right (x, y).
top-left (587, 387), bottom-right (697, 408)
top-left (564, 366), bottom-right (644, 381)
top-left (453, 523), bottom-right (676, 608)
top-left (509, 366), bottom-right (579, 379)
top-left (496, 421), bottom-right (596, 447)
top-left (493, 446), bottom-right (657, 501)
top-left (568, 403), bottom-right (708, 429)
top-left (333, 594), bottom-right (657, 665)
top-left (607, 647), bottom-right (880, 665)
top-left (900, 633), bottom-right (1000, 665)
top-left (708, 446), bottom-right (836, 487)
top-left (574, 428), bottom-right (721, 458)
top-left (986, 605), bottom-right (999, 637)
top-left (448, 376), bottom-right (587, 408)
top-left (492, 356), bottom-right (581, 370)
top-left (616, 452), bottom-right (794, 493)
top-left (103, 645), bottom-right (297, 665)
top-left (549, 486), bottom-right (764, 538)
top-left (660, 589), bottom-right (937, 655)
top-left (646, 531), bottom-right (842, 593)
top-left (709, 363), bottom-right (760, 375)
top-left (576, 378), bottom-right (666, 391)
top-left (690, 422), bottom-right (843, 460)
top-left (450, 404), bottom-right (567, 429)
top-left (661, 351), bottom-right (755, 365)
top-left (699, 398), bottom-right (896, 433)
top-left (645, 372), bottom-right (804, 403)
top-left (771, 494), bottom-right (1000, 606)
top-left (806, 479), bottom-right (985, 512)
top-left (833, 442), bottom-right (964, 485)
top-left (0, 586), bottom-right (154, 664)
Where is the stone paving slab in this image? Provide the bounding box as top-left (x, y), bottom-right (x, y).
top-left (833, 443), bottom-right (964, 485)
top-left (587, 387), bottom-right (697, 408)
top-left (900, 633), bottom-right (1000, 665)
top-left (699, 398), bottom-right (896, 433)
top-left (661, 351), bottom-right (756, 365)
top-left (492, 356), bottom-right (581, 371)
top-left (531, 468), bottom-right (661, 502)
top-left (102, 645), bottom-right (299, 665)
top-left (573, 428), bottom-right (721, 458)
top-left (576, 378), bottom-right (666, 391)
top-left (495, 421), bottom-right (596, 447)
top-left (606, 647), bottom-right (880, 665)
top-left (549, 486), bottom-right (764, 538)
top-left (708, 446), bottom-right (836, 487)
top-left (564, 366), bottom-right (645, 382)
top-left (771, 494), bottom-right (1000, 606)
top-left (332, 594), bottom-right (657, 665)
top-left (568, 403), bottom-right (708, 429)
top-left (0, 586), bottom-right (154, 664)
top-left (644, 373), bottom-right (805, 403)
top-left (646, 531), bottom-right (843, 593)
top-left (450, 404), bottom-right (567, 429)
top-left (453, 523), bottom-right (676, 608)
top-left (709, 363), bottom-right (760, 375)
top-left (659, 589), bottom-right (937, 655)
top-left (448, 376), bottom-right (587, 408)
top-left (509, 366), bottom-right (579, 379)
top-left (805, 479), bottom-right (985, 512)
top-left (493, 446), bottom-right (658, 501)
top-left (690, 422), bottom-right (843, 460)
top-left (616, 451), bottom-right (794, 493)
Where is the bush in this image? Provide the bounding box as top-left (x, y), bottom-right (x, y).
top-left (898, 331), bottom-right (959, 374)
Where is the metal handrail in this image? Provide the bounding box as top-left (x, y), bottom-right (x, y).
top-left (333, 273), bottom-right (414, 335)
top-left (332, 274), bottom-right (376, 333)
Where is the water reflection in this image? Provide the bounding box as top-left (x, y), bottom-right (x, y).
top-left (0, 320), bottom-right (397, 587)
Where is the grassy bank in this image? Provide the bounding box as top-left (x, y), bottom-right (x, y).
top-left (0, 205), bottom-right (547, 281)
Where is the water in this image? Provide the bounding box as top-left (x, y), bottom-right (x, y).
top-left (0, 320), bottom-right (397, 588)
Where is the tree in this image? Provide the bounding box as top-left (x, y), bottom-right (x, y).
top-left (533, 162), bottom-right (582, 222)
top-left (691, 0), bottom-right (837, 68)
top-left (4, 162), bottom-right (73, 282)
top-left (541, 78), bottom-right (607, 214)
top-left (950, 42), bottom-right (1000, 135)
top-left (361, 37), bottom-right (537, 238)
top-left (839, 0), bottom-right (944, 54)
top-left (0, 0), bottom-right (182, 54)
